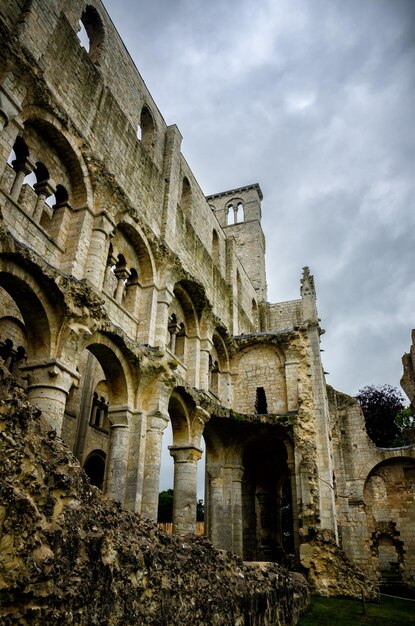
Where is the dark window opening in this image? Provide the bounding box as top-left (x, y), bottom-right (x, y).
top-left (255, 387), bottom-right (268, 414)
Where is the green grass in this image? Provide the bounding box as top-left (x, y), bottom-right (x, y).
top-left (298, 594), bottom-right (415, 626)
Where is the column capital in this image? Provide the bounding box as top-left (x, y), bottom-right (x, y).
top-left (107, 405), bottom-right (135, 426)
top-left (147, 410), bottom-right (169, 432)
top-left (200, 337), bottom-right (214, 352)
top-left (92, 211), bottom-right (116, 235)
top-left (169, 444), bottom-right (203, 463)
top-left (21, 359), bottom-right (79, 394)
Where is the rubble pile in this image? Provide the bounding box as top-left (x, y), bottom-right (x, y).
top-left (0, 366), bottom-right (308, 625)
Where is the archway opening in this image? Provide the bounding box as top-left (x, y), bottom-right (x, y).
top-left (84, 451), bottom-right (106, 490)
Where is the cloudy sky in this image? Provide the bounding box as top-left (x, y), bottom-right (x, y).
top-left (104, 0), bottom-right (415, 399)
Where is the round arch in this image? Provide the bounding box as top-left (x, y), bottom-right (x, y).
top-left (83, 334), bottom-right (134, 409)
top-left (19, 105), bottom-right (92, 207)
top-left (83, 449), bottom-right (106, 489)
top-left (0, 262), bottom-right (62, 360)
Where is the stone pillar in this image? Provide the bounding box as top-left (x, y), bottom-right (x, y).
top-left (232, 465), bottom-right (244, 557)
top-left (10, 156), bottom-right (31, 202)
top-left (124, 410), bottom-right (147, 512)
top-left (168, 317), bottom-right (180, 354)
top-left (32, 180), bottom-right (54, 221)
top-left (207, 466), bottom-right (224, 547)
top-left (22, 360), bottom-right (79, 435)
top-left (114, 264), bottom-right (130, 304)
top-left (48, 201), bottom-right (73, 248)
top-left (170, 444), bottom-right (203, 535)
top-left (104, 406), bottom-right (130, 504)
top-left (84, 213), bottom-right (115, 289)
top-left (199, 338), bottom-right (213, 392)
top-left (185, 334), bottom-right (201, 387)
top-left (141, 411), bottom-right (169, 520)
top-left (154, 288), bottom-right (173, 348)
top-left (285, 357), bottom-right (299, 411)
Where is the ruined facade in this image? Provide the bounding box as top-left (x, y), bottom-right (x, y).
top-left (0, 0), bottom-right (413, 592)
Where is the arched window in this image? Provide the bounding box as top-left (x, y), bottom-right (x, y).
top-left (89, 391), bottom-right (109, 431)
top-left (212, 229), bottom-right (219, 265)
top-left (227, 204), bottom-right (234, 225)
top-left (175, 323), bottom-right (186, 362)
top-left (78, 5), bottom-right (104, 65)
top-left (181, 177), bottom-right (191, 218)
top-left (236, 202), bottom-right (244, 223)
top-left (252, 299), bottom-right (259, 329)
top-left (138, 105), bottom-right (155, 153)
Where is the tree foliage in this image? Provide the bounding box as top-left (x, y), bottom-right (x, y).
top-left (356, 384), bottom-right (405, 447)
top-left (157, 489), bottom-right (173, 522)
top-left (157, 489), bottom-right (204, 522)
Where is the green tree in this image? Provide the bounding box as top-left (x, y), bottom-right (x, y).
top-left (356, 384), bottom-right (404, 447)
top-left (196, 498), bottom-right (204, 522)
top-left (157, 489), bottom-right (173, 523)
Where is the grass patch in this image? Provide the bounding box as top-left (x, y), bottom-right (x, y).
top-left (298, 594), bottom-right (415, 626)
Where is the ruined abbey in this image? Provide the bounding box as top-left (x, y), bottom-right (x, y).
top-left (0, 0), bottom-right (413, 595)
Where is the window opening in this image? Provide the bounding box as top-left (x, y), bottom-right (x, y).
top-left (236, 202), bottom-right (244, 223)
top-left (77, 19), bottom-right (90, 51)
top-left (255, 387), bottom-right (268, 414)
top-left (227, 204), bottom-right (234, 225)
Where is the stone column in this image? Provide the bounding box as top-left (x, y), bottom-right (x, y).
top-left (32, 180), bottom-right (54, 221)
top-left (22, 360), bottom-right (79, 435)
top-left (84, 213), bottom-right (115, 289)
top-left (232, 465), bottom-right (244, 557)
top-left (10, 156), bottom-right (31, 202)
top-left (141, 411), bottom-right (169, 520)
top-left (167, 317), bottom-right (180, 354)
top-left (285, 357), bottom-right (299, 411)
top-left (169, 444), bottom-right (202, 536)
top-left (48, 201), bottom-right (73, 248)
top-left (154, 288), bottom-right (173, 349)
top-left (199, 338), bottom-right (213, 392)
top-left (207, 466), bottom-right (224, 548)
top-left (114, 264), bottom-right (130, 304)
top-left (104, 406), bottom-right (131, 504)
top-left (124, 410), bottom-right (147, 512)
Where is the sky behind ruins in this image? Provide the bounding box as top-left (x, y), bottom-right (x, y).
top-left (104, 0), bottom-right (415, 398)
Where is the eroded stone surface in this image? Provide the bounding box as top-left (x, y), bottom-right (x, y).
top-left (0, 366), bottom-right (308, 625)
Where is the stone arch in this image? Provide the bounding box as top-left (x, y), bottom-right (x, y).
top-left (364, 456), bottom-right (415, 585)
top-left (180, 176), bottom-right (192, 218)
top-left (138, 104), bottom-right (155, 153)
top-left (168, 388), bottom-right (195, 446)
top-left (83, 335), bottom-right (133, 410)
top-left (0, 261), bottom-right (61, 361)
top-left (212, 229), bottom-right (219, 265)
top-left (167, 387), bottom-right (203, 535)
top-left (241, 431), bottom-right (291, 562)
top-left (83, 449), bottom-right (106, 489)
top-left (210, 328), bottom-right (230, 402)
top-left (19, 106), bottom-right (92, 207)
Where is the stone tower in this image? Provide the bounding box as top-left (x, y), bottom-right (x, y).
top-left (207, 184), bottom-right (267, 302)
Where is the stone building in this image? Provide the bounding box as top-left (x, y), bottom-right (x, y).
top-left (0, 0), bottom-right (413, 590)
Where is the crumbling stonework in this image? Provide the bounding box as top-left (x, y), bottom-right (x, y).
top-left (0, 0), bottom-right (413, 607)
top-left (0, 365), bottom-right (309, 625)
top-left (402, 330), bottom-right (415, 409)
